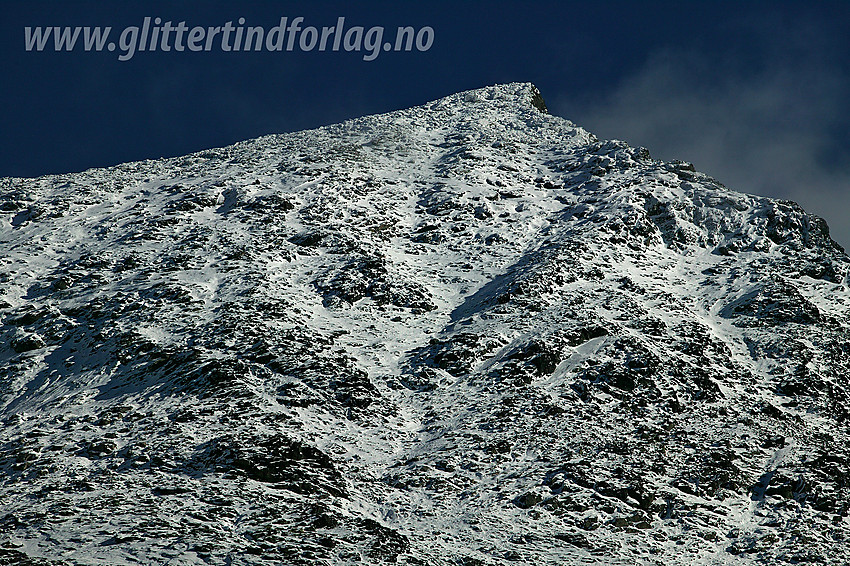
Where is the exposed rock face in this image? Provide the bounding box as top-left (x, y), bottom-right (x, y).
top-left (1, 83), bottom-right (849, 565)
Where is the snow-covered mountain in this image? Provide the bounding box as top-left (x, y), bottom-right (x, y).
top-left (2, 83), bottom-right (849, 565)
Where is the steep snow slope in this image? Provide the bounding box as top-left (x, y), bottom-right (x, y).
top-left (1, 83), bottom-right (849, 565)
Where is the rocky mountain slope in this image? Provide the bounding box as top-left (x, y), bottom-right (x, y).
top-left (1, 83), bottom-right (849, 565)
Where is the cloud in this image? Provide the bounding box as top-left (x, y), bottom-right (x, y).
top-left (554, 20), bottom-right (850, 249)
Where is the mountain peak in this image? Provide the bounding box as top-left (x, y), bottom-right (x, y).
top-left (419, 82), bottom-right (549, 118)
top-left (449, 82), bottom-right (548, 112)
top-left (1, 85), bottom-right (849, 565)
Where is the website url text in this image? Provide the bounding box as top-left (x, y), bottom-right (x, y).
top-left (24, 17), bottom-right (435, 62)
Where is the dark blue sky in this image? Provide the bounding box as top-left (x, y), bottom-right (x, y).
top-left (3, 1), bottom-right (850, 246)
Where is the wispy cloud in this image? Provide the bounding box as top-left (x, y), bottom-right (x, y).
top-left (554, 15), bottom-right (850, 249)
